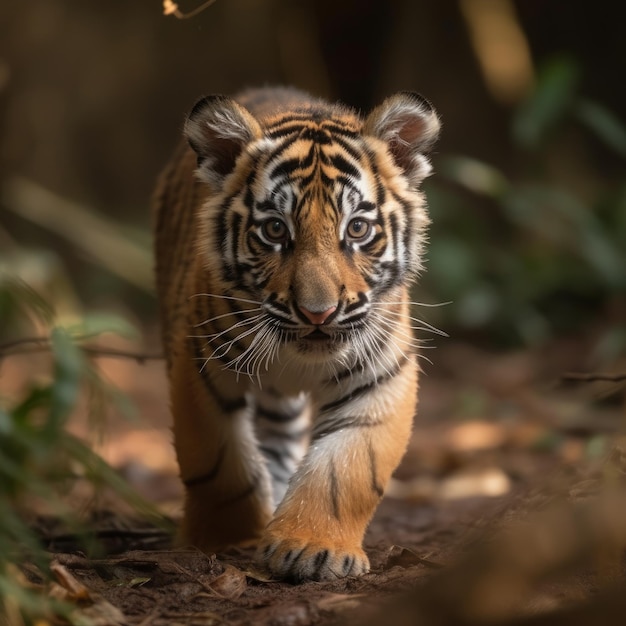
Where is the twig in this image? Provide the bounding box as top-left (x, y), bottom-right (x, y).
top-left (44, 527), bottom-right (170, 545)
top-left (561, 372), bottom-right (626, 384)
top-left (163, 0), bottom-right (219, 19)
top-left (0, 336), bottom-right (49, 352)
top-left (0, 336), bottom-right (163, 364)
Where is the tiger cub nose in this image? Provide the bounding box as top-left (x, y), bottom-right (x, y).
top-left (298, 305), bottom-right (337, 326)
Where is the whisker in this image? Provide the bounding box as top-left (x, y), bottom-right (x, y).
top-left (205, 317), bottom-right (269, 363)
top-left (193, 306), bottom-right (263, 328)
top-left (370, 306), bottom-right (448, 337)
top-left (373, 300), bottom-right (452, 308)
top-left (370, 313), bottom-right (432, 354)
top-left (189, 292), bottom-right (263, 306)
top-left (372, 319), bottom-right (440, 346)
top-left (369, 312), bottom-right (434, 366)
top-left (226, 318), bottom-right (284, 386)
top-left (188, 314), bottom-right (264, 341)
top-left (367, 338), bottom-right (397, 381)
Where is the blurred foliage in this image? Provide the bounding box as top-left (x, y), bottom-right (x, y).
top-left (0, 277), bottom-right (161, 624)
top-left (422, 57), bottom-right (626, 355)
top-left (0, 2), bottom-right (622, 622)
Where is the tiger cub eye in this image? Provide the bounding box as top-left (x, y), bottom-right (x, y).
top-left (262, 219), bottom-right (288, 243)
top-left (346, 218), bottom-right (371, 240)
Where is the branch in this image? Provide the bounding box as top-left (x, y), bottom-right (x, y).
top-left (561, 372), bottom-right (626, 384)
top-left (0, 336), bottom-right (163, 364)
top-left (163, 0), bottom-right (219, 19)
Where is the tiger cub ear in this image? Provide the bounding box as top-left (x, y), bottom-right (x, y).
top-left (363, 92), bottom-right (440, 186)
top-left (184, 95), bottom-right (263, 186)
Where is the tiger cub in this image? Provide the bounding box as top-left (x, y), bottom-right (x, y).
top-left (153, 87), bottom-right (440, 582)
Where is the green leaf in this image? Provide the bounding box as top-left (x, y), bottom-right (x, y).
top-left (64, 312), bottom-right (138, 340)
top-left (11, 386), bottom-right (52, 424)
top-left (455, 284), bottom-right (499, 327)
top-left (47, 328), bottom-right (83, 433)
top-left (439, 155), bottom-right (510, 198)
top-left (426, 237), bottom-right (480, 296)
top-left (513, 56), bottom-right (580, 150)
top-left (62, 434), bottom-right (167, 526)
top-left (0, 406), bottom-right (12, 437)
top-left (578, 227), bottom-right (626, 288)
top-left (0, 275), bottom-right (56, 326)
top-left (574, 99), bottom-right (626, 157)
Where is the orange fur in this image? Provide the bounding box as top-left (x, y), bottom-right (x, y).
top-left (153, 87), bottom-right (439, 581)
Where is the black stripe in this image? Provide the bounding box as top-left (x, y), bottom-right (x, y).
top-left (266, 117), bottom-right (359, 138)
top-left (256, 199), bottom-right (277, 213)
top-left (257, 406), bottom-right (301, 423)
top-left (270, 157), bottom-right (302, 179)
top-left (266, 293), bottom-right (291, 315)
top-left (217, 197), bottom-right (234, 268)
top-left (364, 273), bottom-right (378, 289)
top-left (311, 550), bottom-right (330, 579)
top-left (369, 441), bottom-right (384, 497)
top-left (330, 154), bottom-right (361, 181)
top-left (340, 309), bottom-right (369, 325)
top-left (229, 212), bottom-right (242, 279)
top-left (247, 230), bottom-right (272, 254)
top-left (332, 135), bottom-right (363, 161)
top-left (262, 426), bottom-right (309, 441)
top-left (362, 147), bottom-right (386, 207)
top-left (288, 547), bottom-right (307, 569)
top-left (191, 336), bottom-right (247, 413)
top-left (311, 416), bottom-right (381, 442)
top-left (344, 291), bottom-right (368, 314)
top-left (217, 478), bottom-right (259, 509)
top-left (388, 212), bottom-right (400, 269)
top-left (266, 125), bottom-right (304, 140)
top-left (361, 231), bottom-right (386, 256)
top-left (259, 445), bottom-right (292, 473)
top-left (319, 371), bottom-right (393, 414)
top-left (263, 135), bottom-right (298, 166)
top-left (331, 358), bottom-right (367, 383)
top-left (392, 191), bottom-right (414, 264)
top-left (342, 555), bottom-right (355, 576)
top-left (183, 444), bottom-right (226, 487)
top-left (300, 126), bottom-right (332, 144)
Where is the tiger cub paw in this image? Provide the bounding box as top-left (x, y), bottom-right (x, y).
top-left (257, 533), bottom-right (370, 582)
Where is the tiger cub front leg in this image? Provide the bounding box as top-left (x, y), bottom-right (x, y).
top-left (258, 364), bottom-right (417, 581)
top-left (170, 345), bottom-right (273, 551)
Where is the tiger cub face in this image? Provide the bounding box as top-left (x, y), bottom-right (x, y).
top-left (185, 93), bottom-right (440, 366)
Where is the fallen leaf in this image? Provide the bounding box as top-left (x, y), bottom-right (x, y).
top-left (317, 593), bottom-right (364, 612)
top-left (446, 420), bottom-right (506, 451)
top-left (209, 564), bottom-right (247, 599)
top-left (438, 467), bottom-right (511, 500)
top-left (49, 561), bottom-right (127, 626)
top-left (244, 568), bottom-right (277, 583)
top-left (50, 562), bottom-right (92, 602)
top-left (385, 546), bottom-right (445, 570)
top-left (386, 476), bottom-right (437, 501)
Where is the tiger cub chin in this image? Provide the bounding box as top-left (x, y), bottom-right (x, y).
top-left (153, 87), bottom-right (440, 582)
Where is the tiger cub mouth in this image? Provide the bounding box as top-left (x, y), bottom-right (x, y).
top-left (302, 328), bottom-right (332, 341)
top-left (293, 326), bottom-right (345, 354)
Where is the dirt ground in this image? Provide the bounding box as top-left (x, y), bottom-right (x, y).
top-left (8, 339), bottom-right (626, 625)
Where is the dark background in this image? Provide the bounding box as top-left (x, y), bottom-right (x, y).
top-left (1, 0), bottom-right (625, 357)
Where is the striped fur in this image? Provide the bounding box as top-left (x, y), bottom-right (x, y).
top-left (153, 87), bottom-right (440, 582)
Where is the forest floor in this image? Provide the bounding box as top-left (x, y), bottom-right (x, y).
top-left (8, 338), bottom-right (626, 625)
